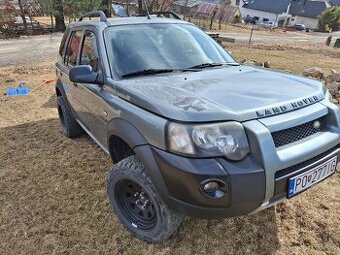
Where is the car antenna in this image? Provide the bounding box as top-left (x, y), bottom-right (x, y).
top-left (143, 0), bottom-right (151, 19)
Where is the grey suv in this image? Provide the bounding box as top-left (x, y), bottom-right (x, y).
top-left (55, 11), bottom-right (340, 242)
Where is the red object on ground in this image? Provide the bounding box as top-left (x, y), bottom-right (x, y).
top-left (44, 79), bottom-right (55, 84)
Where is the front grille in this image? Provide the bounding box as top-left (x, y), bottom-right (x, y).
top-left (275, 146), bottom-right (337, 179)
top-left (272, 118), bottom-right (324, 148)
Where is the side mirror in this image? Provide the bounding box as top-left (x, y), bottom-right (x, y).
top-left (69, 65), bottom-right (103, 85)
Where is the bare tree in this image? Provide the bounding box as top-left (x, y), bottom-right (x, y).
top-left (138, 0), bottom-right (143, 14)
top-left (159, 0), bottom-right (176, 11)
top-left (218, 0), bottom-right (231, 30)
top-left (102, 0), bottom-right (112, 17)
top-left (17, 0), bottom-right (28, 31)
top-left (209, 6), bottom-right (217, 30)
top-left (183, 0), bottom-right (190, 20)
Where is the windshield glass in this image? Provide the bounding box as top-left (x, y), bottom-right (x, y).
top-left (105, 23), bottom-right (237, 77)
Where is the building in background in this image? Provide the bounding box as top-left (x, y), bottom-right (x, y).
top-left (288, 0), bottom-right (331, 29)
top-left (240, 0), bottom-right (292, 27)
top-left (172, 0), bottom-right (203, 17)
top-left (239, 0), bottom-right (336, 29)
top-left (112, 0), bottom-right (137, 17)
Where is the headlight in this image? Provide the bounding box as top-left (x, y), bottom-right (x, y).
top-left (168, 122), bottom-right (250, 161)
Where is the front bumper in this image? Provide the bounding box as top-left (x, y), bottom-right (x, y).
top-left (135, 145), bottom-right (266, 218)
top-left (135, 144), bottom-right (339, 219)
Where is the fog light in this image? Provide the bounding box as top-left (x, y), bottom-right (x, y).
top-left (201, 180), bottom-right (226, 199)
top-left (204, 181), bottom-right (219, 190)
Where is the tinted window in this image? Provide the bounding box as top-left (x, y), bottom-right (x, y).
top-left (80, 31), bottom-right (99, 71)
top-left (58, 27), bottom-right (70, 60)
top-left (66, 30), bottom-right (82, 66)
top-left (105, 24), bottom-right (236, 77)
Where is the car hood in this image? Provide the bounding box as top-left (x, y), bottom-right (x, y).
top-left (115, 65), bottom-right (324, 122)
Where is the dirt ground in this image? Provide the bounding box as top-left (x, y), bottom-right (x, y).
top-left (0, 35), bottom-right (339, 254)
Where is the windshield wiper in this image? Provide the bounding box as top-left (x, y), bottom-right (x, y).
top-left (188, 62), bottom-right (240, 69)
top-left (188, 63), bottom-right (224, 69)
top-left (122, 69), bottom-right (174, 78)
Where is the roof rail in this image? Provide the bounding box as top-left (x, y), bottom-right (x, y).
top-left (136, 11), bottom-right (182, 20)
top-left (79, 11), bottom-right (107, 22)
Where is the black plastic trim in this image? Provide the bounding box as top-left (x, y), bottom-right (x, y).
top-left (133, 145), bottom-right (266, 218)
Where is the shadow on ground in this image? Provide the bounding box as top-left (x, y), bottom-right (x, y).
top-left (41, 94), bottom-right (57, 108)
top-left (0, 119), bottom-right (280, 254)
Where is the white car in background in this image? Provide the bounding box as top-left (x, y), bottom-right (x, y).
top-left (260, 21), bottom-right (276, 28)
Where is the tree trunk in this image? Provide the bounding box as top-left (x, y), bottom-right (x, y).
top-left (18, 0), bottom-right (28, 31)
top-left (125, 0), bottom-right (130, 16)
top-left (53, 0), bottom-right (66, 32)
top-left (50, 15), bottom-right (54, 27)
top-left (183, 0), bottom-right (189, 20)
top-left (138, 0), bottom-right (143, 14)
top-left (107, 0), bottom-right (112, 17)
top-left (102, 0), bottom-right (112, 17)
top-left (210, 9), bottom-right (217, 30)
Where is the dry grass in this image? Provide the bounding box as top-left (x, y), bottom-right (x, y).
top-left (226, 43), bottom-right (340, 75)
top-left (0, 44), bottom-right (339, 254)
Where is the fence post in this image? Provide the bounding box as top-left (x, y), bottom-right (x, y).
top-left (249, 25), bottom-right (254, 45)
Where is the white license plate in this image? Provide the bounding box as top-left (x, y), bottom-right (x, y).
top-left (288, 156), bottom-right (338, 198)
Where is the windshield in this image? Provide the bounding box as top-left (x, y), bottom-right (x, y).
top-left (105, 23), bottom-right (237, 77)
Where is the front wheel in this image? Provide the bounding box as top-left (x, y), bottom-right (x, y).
top-left (107, 156), bottom-right (183, 242)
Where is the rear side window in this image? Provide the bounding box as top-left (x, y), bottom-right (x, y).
top-left (80, 31), bottom-right (99, 71)
top-left (66, 30), bottom-right (82, 66)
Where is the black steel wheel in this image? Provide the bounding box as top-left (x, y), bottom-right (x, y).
top-left (107, 156), bottom-right (183, 242)
top-left (116, 180), bottom-right (156, 230)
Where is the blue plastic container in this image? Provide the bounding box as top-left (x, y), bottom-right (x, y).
top-left (6, 87), bottom-right (30, 96)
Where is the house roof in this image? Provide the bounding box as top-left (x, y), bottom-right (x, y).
top-left (173, 0), bottom-right (203, 8)
top-left (242, 0), bottom-right (291, 14)
top-left (289, 0), bottom-right (329, 19)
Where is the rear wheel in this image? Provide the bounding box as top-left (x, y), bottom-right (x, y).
top-left (107, 156), bottom-right (183, 242)
top-left (57, 96), bottom-right (83, 138)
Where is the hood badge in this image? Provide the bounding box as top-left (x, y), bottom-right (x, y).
top-left (313, 121), bottom-right (321, 129)
top-left (256, 96), bottom-right (319, 118)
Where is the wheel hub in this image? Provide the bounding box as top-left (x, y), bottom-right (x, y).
top-left (116, 180), bottom-right (157, 230)
top-left (134, 191), bottom-right (150, 209)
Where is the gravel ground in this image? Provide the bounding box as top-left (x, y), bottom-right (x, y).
top-left (0, 33), bottom-right (62, 67)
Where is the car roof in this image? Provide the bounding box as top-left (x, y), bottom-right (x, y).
top-left (70, 16), bottom-right (189, 29)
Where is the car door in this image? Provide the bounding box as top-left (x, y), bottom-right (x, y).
top-left (63, 29), bottom-right (85, 119)
top-left (76, 28), bottom-right (108, 147)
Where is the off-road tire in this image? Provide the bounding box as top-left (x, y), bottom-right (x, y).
top-left (57, 96), bottom-right (83, 138)
top-left (107, 155), bottom-right (183, 242)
